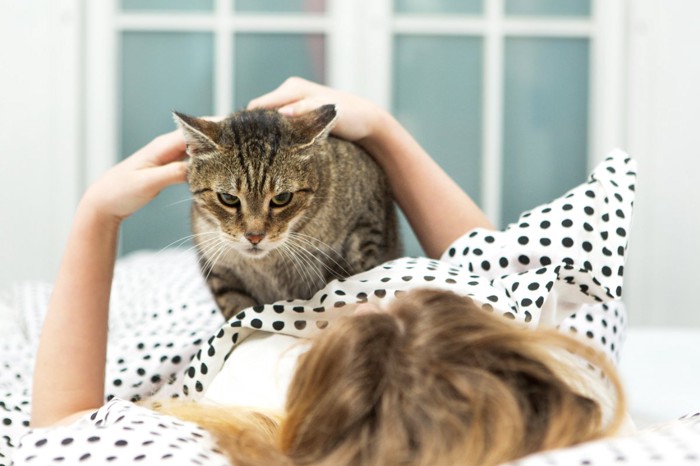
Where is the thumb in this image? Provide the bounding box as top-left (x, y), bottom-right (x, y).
top-left (278, 98), bottom-right (326, 117)
top-left (143, 161), bottom-right (188, 195)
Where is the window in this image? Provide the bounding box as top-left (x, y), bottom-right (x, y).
top-left (86, 0), bottom-right (624, 256)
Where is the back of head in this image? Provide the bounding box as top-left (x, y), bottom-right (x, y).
top-left (160, 289), bottom-right (625, 466)
top-left (281, 289), bottom-right (625, 466)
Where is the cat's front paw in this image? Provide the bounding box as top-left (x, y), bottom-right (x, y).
top-left (212, 289), bottom-right (257, 321)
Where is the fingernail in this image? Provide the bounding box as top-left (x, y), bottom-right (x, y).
top-left (278, 106), bottom-right (294, 116)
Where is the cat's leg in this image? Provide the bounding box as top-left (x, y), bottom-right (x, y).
top-left (204, 269), bottom-right (257, 320)
top-left (341, 225), bottom-right (391, 275)
top-left (341, 197), bottom-right (402, 274)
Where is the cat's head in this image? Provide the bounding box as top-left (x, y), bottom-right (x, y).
top-left (173, 105), bottom-right (337, 259)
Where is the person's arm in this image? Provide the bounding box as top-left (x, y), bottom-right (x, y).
top-left (31, 131), bottom-right (188, 427)
top-left (358, 113), bottom-right (493, 258)
top-left (248, 77), bottom-right (494, 259)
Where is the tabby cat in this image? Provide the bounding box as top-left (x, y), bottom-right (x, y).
top-left (174, 105), bottom-right (401, 320)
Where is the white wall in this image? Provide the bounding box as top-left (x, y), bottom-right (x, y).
top-left (624, 0), bottom-right (700, 326)
top-left (0, 0), bottom-right (82, 288)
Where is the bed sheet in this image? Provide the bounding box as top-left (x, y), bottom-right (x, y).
top-left (0, 250), bottom-right (226, 466)
top-left (2, 252), bottom-right (700, 465)
top-left (619, 327), bottom-right (700, 427)
top-left (2, 151), bottom-right (699, 465)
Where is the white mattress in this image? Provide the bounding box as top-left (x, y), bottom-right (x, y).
top-left (619, 327), bottom-right (700, 426)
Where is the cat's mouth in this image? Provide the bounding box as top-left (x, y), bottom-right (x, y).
top-left (246, 246), bottom-right (265, 256)
top-left (240, 243), bottom-right (273, 258)
top-left (217, 234), bottom-right (277, 259)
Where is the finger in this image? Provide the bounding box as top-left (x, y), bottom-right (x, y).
top-left (132, 131), bottom-right (187, 167)
top-left (247, 78), bottom-right (310, 110)
top-left (201, 115), bottom-right (225, 122)
top-left (278, 98), bottom-right (328, 117)
top-left (141, 161), bottom-right (188, 194)
top-left (248, 91), bottom-right (301, 110)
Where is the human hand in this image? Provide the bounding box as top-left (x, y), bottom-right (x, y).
top-left (82, 130), bottom-right (188, 223)
top-left (247, 77), bottom-right (388, 143)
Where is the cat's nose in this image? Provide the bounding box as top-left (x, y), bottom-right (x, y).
top-left (245, 232), bottom-right (266, 245)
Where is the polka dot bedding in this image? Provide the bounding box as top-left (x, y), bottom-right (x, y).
top-left (0, 251), bottom-right (226, 465)
top-left (16, 399), bottom-right (230, 466)
top-left (2, 150), bottom-right (698, 465)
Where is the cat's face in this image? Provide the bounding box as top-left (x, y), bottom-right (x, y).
top-left (188, 156), bottom-right (317, 258)
top-left (175, 106), bottom-right (336, 259)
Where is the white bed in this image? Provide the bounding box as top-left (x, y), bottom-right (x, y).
top-left (1, 152), bottom-right (697, 465)
top-left (2, 253), bottom-right (700, 466)
top-left (619, 327), bottom-right (700, 427)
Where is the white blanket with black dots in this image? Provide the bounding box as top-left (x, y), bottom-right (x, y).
top-left (3, 150), bottom-right (699, 466)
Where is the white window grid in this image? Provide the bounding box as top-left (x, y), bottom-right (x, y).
top-left (85, 0), bottom-right (626, 227)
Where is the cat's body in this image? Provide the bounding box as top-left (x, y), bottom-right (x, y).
top-left (175, 106), bottom-right (401, 320)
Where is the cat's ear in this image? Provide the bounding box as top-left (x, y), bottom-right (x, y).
top-left (288, 104), bottom-right (338, 149)
top-left (172, 111), bottom-right (222, 156)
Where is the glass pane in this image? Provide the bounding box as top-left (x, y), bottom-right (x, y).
top-left (395, 0), bottom-right (482, 14)
top-left (120, 32), bottom-right (214, 254)
top-left (234, 33), bottom-right (326, 109)
top-left (502, 38), bottom-right (589, 226)
top-left (505, 0), bottom-right (590, 17)
top-left (121, 0), bottom-right (213, 12)
top-left (393, 35), bottom-right (483, 256)
top-left (235, 0), bottom-right (326, 13)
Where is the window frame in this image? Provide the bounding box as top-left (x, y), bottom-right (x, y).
top-left (84, 0), bottom-right (626, 228)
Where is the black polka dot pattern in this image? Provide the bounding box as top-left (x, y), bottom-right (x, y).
top-left (103, 252), bottom-right (225, 402)
top-left (7, 151), bottom-right (700, 466)
top-left (184, 152), bottom-right (637, 397)
top-left (14, 399), bottom-right (229, 465)
top-left (1, 251), bottom-right (225, 465)
top-left (441, 151), bottom-right (636, 362)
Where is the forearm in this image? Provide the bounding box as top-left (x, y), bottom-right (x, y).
top-left (29, 131), bottom-right (186, 427)
top-left (359, 112), bottom-right (494, 259)
top-left (31, 199), bottom-right (120, 427)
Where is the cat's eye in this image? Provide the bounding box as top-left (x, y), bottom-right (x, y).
top-left (217, 192), bottom-right (240, 208)
top-left (270, 192), bottom-right (293, 207)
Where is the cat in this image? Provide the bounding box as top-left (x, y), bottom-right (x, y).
top-left (174, 105), bottom-right (402, 320)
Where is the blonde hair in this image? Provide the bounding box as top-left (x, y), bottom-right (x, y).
top-left (158, 289), bottom-right (626, 466)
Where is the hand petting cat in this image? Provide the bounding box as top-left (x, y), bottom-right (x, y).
top-left (82, 130), bottom-right (188, 223)
top-left (250, 77), bottom-right (494, 259)
top-left (247, 76), bottom-right (384, 143)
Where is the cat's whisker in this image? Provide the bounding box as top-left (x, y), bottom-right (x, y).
top-left (294, 236), bottom-right (357, 275)
top-left (200, 239), bottom-right (227, 265)
top-left (287, 238), bottom-right (336, 283)
top-left (275, 244), bottom-right (317, 296)
top-left (162, 196), bottom-right (194, 209)
top-left (290, 231), bottom-right (345, 252)
top-left (211, 243), bottom-right (232, 274)
top-left (282, 241), bottom-right (324, 293)
top-left (287, 233), bottom-right (353, 277)
top-left (143, 232), bottom-right (212, 275)
top-left (184, 235), bottom-right (223, 259)
top-left (291, 251), bottom-right (325, 296)
top-left (201, 241), bottom-right (231, 283)
top-left (150, 232), bottom-right (216, 266)
top-left (284, 238), bottom-right (340, 287)
top-left (198, 237), bottom-right (227, 266)
top-left (179, 235), bottom-right (220, 256)
top-left (285, 241), bottom-right (329, 289)
top-left (285, 238), bottom-right (330, 279)
top-left (157, 231), bottom-right (219, 253)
